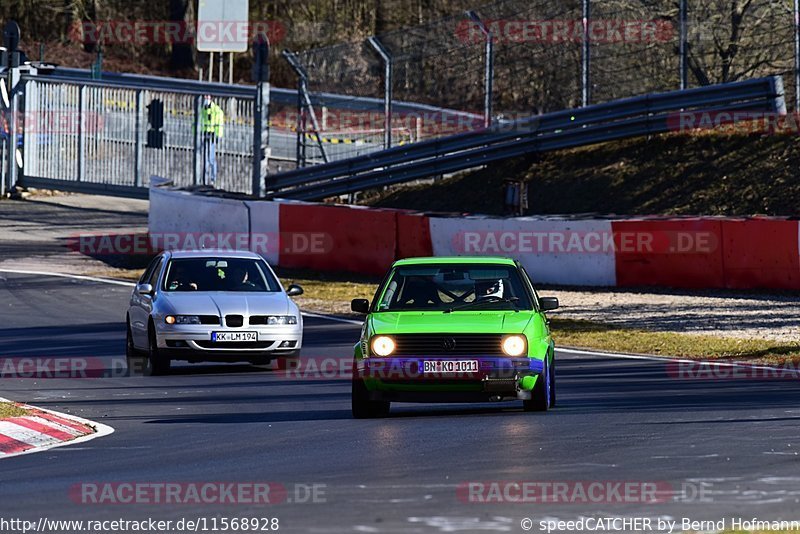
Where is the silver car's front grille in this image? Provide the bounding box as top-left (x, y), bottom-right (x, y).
top-left (225, 315), bottom-right (244, 327)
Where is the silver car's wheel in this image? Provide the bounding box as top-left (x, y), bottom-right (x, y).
top-left (125, 319), bottom-right (145, 376)
top-left (146, 323), bottom-right (171, 376)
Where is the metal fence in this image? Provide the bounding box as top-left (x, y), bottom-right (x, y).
top-left (21, 78), bottom-right (256, 195)
top-left (281, 0), bottom-right (800, 164)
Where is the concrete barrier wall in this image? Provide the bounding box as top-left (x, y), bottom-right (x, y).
top-left (148, 183), bottom-right (800, 289)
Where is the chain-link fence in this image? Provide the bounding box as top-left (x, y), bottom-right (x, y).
top-left (280, 0), bottom-right (800, 164)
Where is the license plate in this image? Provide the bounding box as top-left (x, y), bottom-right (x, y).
top-left (422, 360), bottom-right (479, 373)
top-left (212, 331), bottom-right (258, 342)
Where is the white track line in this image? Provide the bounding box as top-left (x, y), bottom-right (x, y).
top-left (0, 266), bottom-right (792, 374)
top-left (0, 268), bottom-right (135, 287)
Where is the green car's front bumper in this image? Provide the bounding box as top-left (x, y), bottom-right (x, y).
top-left (354, 356), bottom-right (546, 403)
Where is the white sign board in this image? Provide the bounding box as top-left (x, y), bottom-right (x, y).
top-left (197, 0), bottom-right (250, 53)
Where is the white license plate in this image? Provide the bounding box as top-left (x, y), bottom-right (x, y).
top-left (212, 331), bottom-right (258, 342)
top-left (422, 360), bottom-right (479, 373)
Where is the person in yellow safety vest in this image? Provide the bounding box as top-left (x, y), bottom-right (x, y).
top-left (201, 94), bottom-right (225, 186)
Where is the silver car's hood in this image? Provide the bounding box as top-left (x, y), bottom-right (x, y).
top-left (159, 292), bottom-right (291, 316)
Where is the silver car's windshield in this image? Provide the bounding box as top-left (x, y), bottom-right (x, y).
top-left (162, 258), bottom-right (281, 292)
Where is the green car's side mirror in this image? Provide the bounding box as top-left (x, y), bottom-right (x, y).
top-left (539, 297), bottom-right (559, 311)
top-left (351, 299), bottom-right (370, 314)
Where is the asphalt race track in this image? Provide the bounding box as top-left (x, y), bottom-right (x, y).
top-left (1, 271), bottom-right (799, 533)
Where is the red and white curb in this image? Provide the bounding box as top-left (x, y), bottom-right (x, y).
top-left (0, 397), bottom-right (114, 459)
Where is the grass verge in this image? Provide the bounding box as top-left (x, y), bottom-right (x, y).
top-left (0, 402), bottom-right (29, 419)
top-left (552, 318), bottom-right (800, 365)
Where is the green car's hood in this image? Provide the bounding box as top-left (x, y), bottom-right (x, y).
top-left (369, 311), bottom-right (533, 335)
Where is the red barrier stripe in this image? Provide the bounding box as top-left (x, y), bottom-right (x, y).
top-left (5, 417), bottom-right (75, 441)
top-left (34, 411), bottom-right (92, 435)
top-left (721, 219), bottom-right (800, 290)
top-left (0, 434), bottom-right (33, 454)
top-left (397, 213), bottom-right (433, 259)
top-left (613, 219), bottom-right (725, 288)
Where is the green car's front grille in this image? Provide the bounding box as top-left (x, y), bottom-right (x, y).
top-left (391, 334), bottom-right (505, 356)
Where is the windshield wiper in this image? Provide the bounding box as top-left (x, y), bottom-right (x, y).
top-left (443, 296), bottom-right (519, 314)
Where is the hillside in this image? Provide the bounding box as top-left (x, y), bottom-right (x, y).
top-left (365, 131), bottom-right (800, 217)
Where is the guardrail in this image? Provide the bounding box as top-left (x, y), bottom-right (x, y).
top-left (265, 76), bottom-right (786, 201)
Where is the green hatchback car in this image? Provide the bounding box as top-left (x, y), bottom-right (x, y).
top-left (350, 256), bottom-right (559, 418)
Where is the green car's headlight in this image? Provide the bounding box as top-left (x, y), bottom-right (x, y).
top-left (371, 336), bottom-right (396, 357)
top-left (502, 335), bottom-right (527, 357)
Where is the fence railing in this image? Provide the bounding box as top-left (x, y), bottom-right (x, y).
top-left (6, 67), bottom-right (483, 197)
top-left (264, 76), bottom-right (786, 201)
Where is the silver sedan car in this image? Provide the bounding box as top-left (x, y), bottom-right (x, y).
top-left (126, 250), bottom-right (304, 375)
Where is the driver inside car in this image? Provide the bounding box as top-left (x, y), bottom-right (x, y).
top-left (475, 279), bottom-right (505, 300)
top-left (167, 265), bottom-right (198, 291)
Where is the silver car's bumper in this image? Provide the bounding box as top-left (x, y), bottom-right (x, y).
top-left (154, 323), bottom-right (303, 355)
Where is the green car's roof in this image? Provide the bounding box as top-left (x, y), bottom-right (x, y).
top-left (393, 256), bottom-right (517, 267)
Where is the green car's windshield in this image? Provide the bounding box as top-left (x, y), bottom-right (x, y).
top-left (375, 264), bottom-right (532, 312)
top-left (162, 258), bottom-right (282, 292)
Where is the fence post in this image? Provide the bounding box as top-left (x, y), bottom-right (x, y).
top-left (679, 0), bottom-right (688, 90)
top-left (794, 0), bottom-right (800, 110)
top-left (193, 94), bottom-right (202, 186)
top-left (252, 81), bottom-right (269, 197)
top-left (134, 89), bottom-right (143, 188)
top-left (367, 36), bottom-right (393, 148)
top-left (466, 11), bottom-right (493, 128)
top-left (77, 85), bottom-right (86, 182)
top-left (581, 0), bottom-right (591, 107)
top-left (282, 49), bottom-right (328, 167)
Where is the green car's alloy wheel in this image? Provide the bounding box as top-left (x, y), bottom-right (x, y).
top-left (523, 356), bottom-right (553, 412)
top-left (352, 377), bottom-right (391, 419)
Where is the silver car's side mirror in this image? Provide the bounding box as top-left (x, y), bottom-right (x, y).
top-left (136, 283), bottom-right (154, 296)
top-left (286, 284), bottom-right (304, 297)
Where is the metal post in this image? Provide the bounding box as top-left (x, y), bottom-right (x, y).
top-left (466, 11), bottom-right (493, 128)
top-left (794, 0), bottom-right (800, 110)
top-left (367, 36), bottom-right (393, 148)
top-left (6, 89), bottom-right (18, 190)
top-left (133, 90), bottom-right (143, 187)
top-left (252, 81), bottom-right (269, 197)
top-left (282, 49), bottom-right (328, 166)
top-left (77, 85), bottom-right (86, 182)
top-left (679, 0), bottom-right (688, 90)
top-left (193, 94), bottom-right (202, 185)
top-left (218, 52), bottom-right (223, 84)
top-left (229, 52), bottom-right (234, 85)
top-left (581, 0), bottom-right (591, 107)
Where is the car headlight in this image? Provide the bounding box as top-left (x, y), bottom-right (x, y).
top-left (267, 316), bottom-right (298, 325)
top-left (165, 315), bottom-right (201, 325)
top-left (502, 335), bottom-right (527, 357)
top-left (371, 336), bottom-right (395, 357)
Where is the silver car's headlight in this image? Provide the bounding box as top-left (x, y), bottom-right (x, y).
top-left (165, 315), bottom-right (201, 325)
top-left (267, 316), bottom-right (298, 325)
